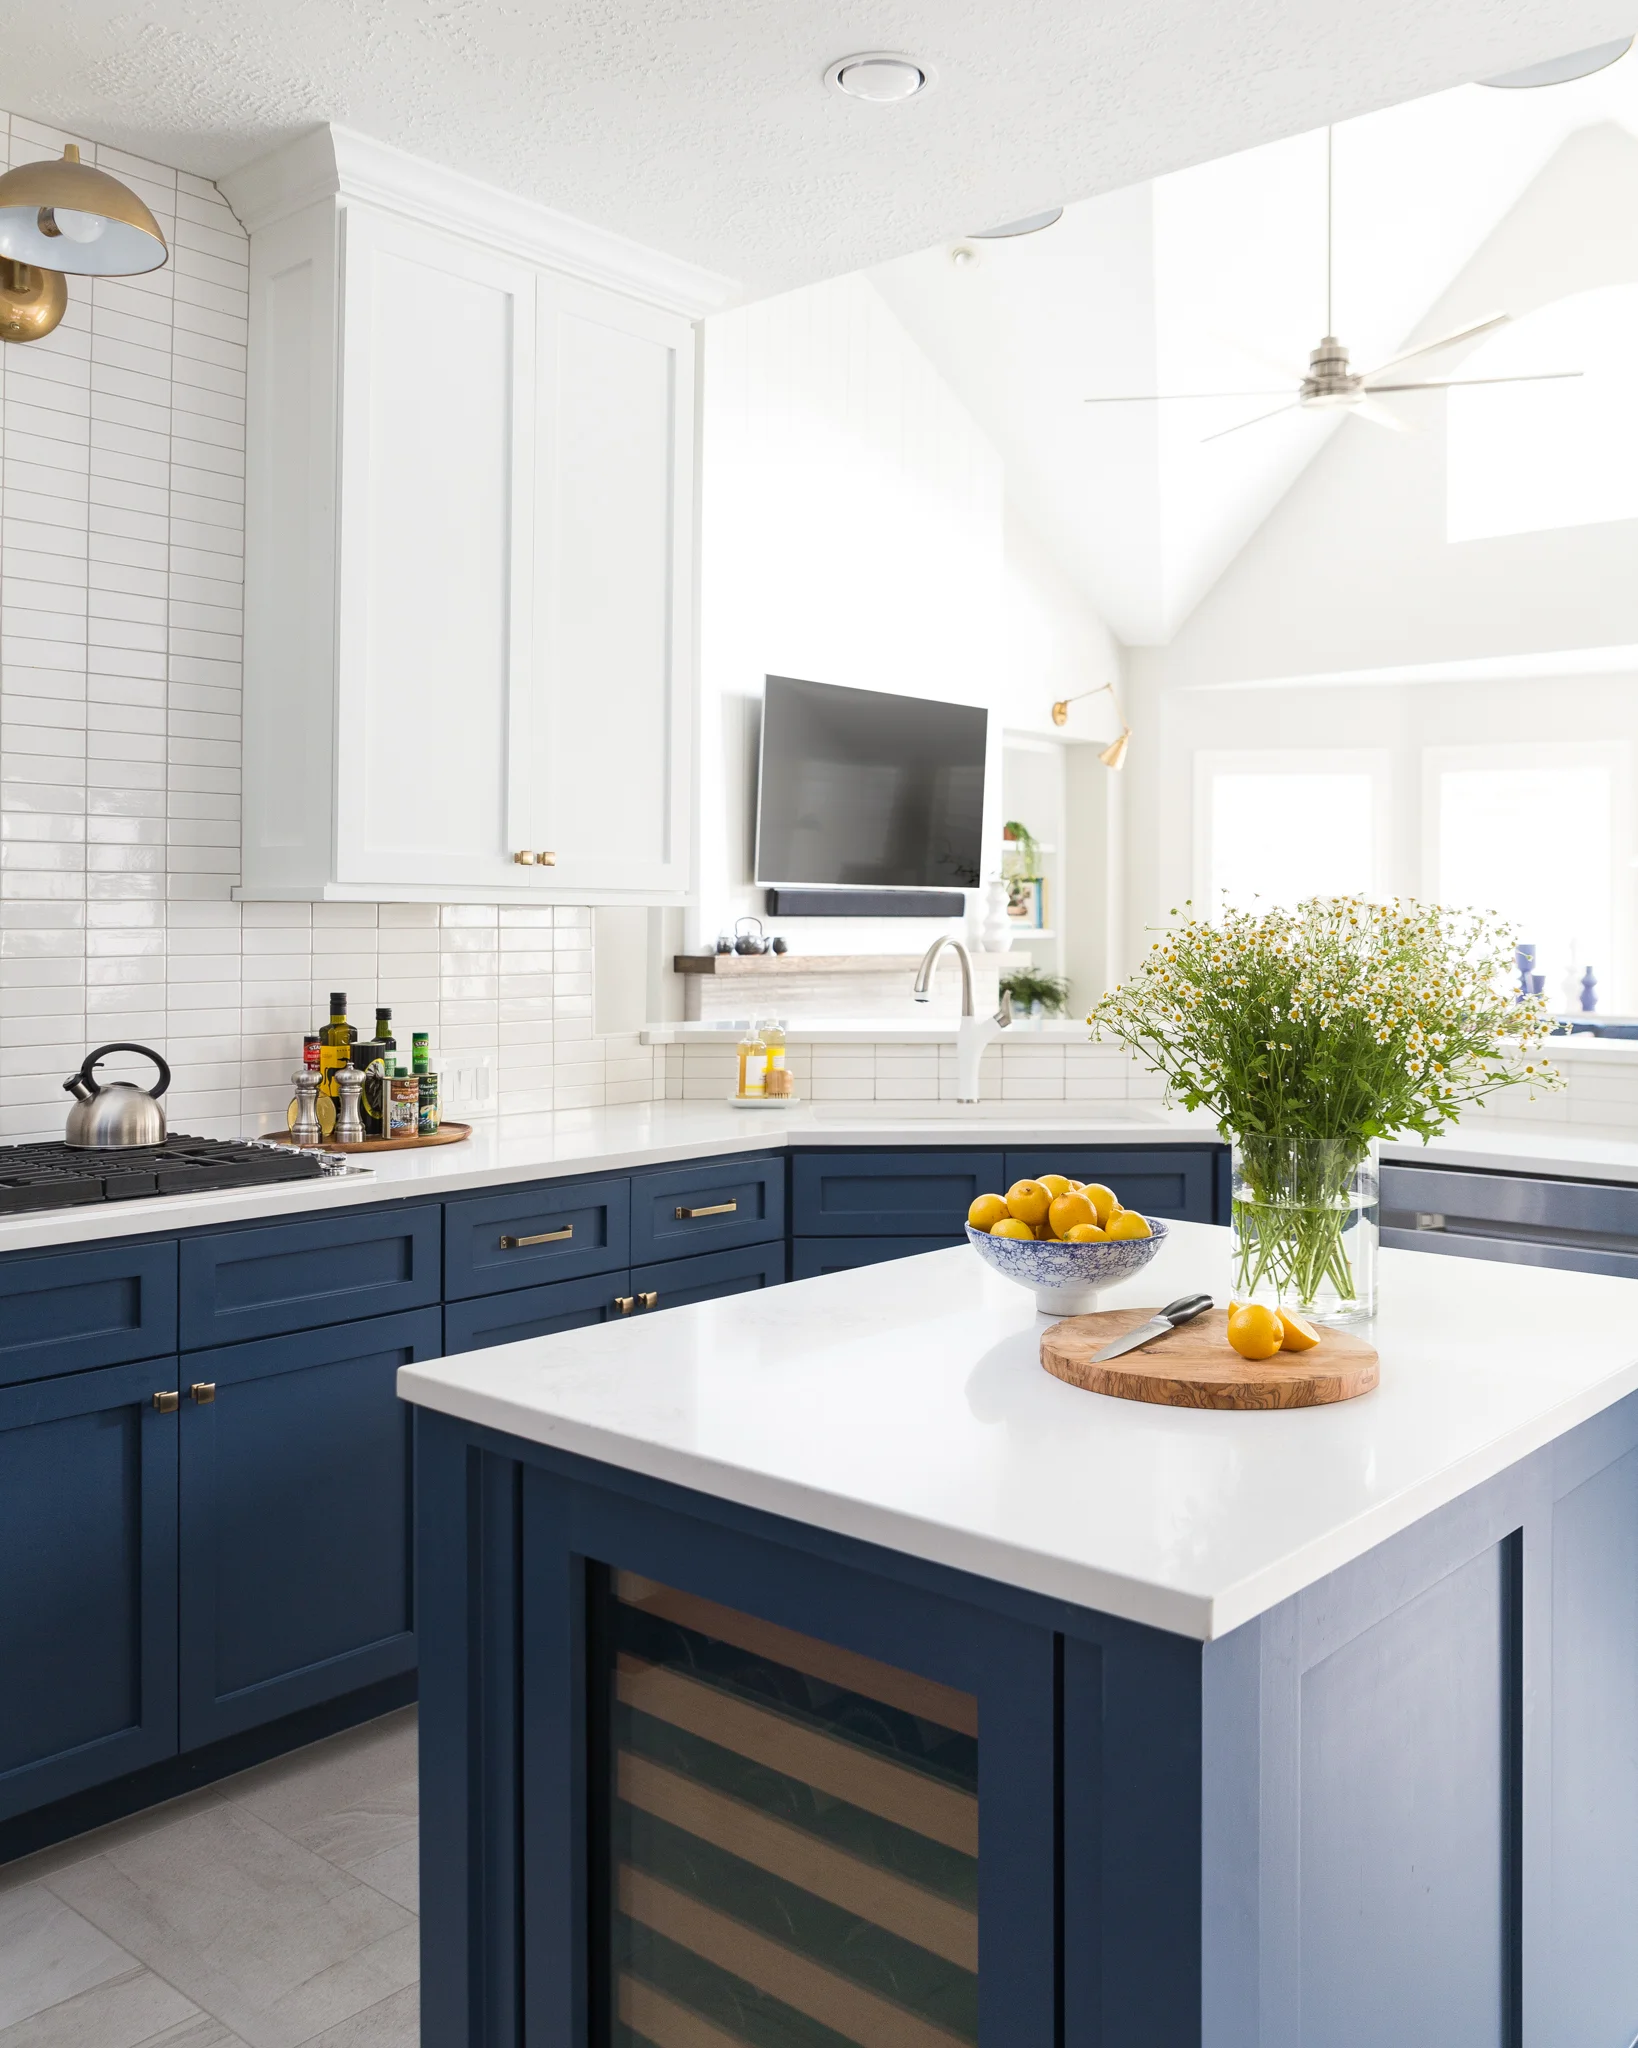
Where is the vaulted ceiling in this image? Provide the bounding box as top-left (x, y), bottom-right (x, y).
top-left (872, 49), bottom-right (1638, 643)
top-left (2, 0), bottom-right (1634, 297)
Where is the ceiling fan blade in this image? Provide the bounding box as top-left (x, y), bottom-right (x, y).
top-left (1350, 394), bottom-right (1410, 433)
top-left (1084, 390), bottom-right (1290, 403)
top-left (1358, 313), bottom-right (1511, 382)
top-left (1365, 370), bottom-right (1583, 393)
top-left (1199, 402), bottom-right (1302, 444)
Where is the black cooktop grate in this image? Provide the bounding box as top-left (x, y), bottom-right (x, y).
top-left (0, 1136), bottom-right (328, 1214)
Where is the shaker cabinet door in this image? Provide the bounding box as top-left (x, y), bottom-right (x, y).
top-left (530, 277), bottom-right (695, 897)
top-left (333, 205), bottom-right (540, 892)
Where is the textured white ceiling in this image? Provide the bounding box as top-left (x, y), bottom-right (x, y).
top-left (1, 0), bottom-right (1634, 295)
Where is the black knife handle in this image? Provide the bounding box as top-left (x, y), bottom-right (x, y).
top-left (1159, 1293), bottom-right (1213, 1325)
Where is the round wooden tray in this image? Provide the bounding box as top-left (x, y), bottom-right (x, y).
top-left (267, 1121), bottom-right (473, 1154)
top-left (1041, 1305), bottom-right (1378, 1411)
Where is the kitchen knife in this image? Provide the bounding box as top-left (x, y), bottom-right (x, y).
top-left (1087, 1293), bottom-right (1214, 1363)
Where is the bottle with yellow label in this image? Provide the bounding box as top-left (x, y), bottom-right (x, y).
top-left (737, 1020), bottom-right (766, 1099)
top-left (762, 1020), bottom-right (786, 1088)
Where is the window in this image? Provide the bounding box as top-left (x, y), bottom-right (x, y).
top-left (1194, 750), bottom-right (1388, 912)
top-left (1423, 744), bottom-right (1628, 1007)
top-left (1446, 284), bottom-right (1638, 542)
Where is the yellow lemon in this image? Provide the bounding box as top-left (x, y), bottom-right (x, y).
top-left (1048, 1190), bottom-right (1096, 1239)
top-left (1104, 1209), bottom-right (1151, 1240)
top-left (1227, 1303), bottom-right (1285, 1360)
top-left (1063, 1222), bottom-right (1107, 1242)
top-left (1081, 1182), bottom-right (1120, 1225)
top-left (1278, 1309), bottom-right (1321, 1352)
top-left (1005, 1180), bottom-right (1052, 1227)
top-left (967, 1193), bottom-right (1010, 1233)
top-left (1036, 1173), bottom-right (1074, 1199)
top-left (990, 1216), bottom-right (1035, 1241)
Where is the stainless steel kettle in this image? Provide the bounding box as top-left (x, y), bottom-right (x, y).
top-left (63, 1042), bottom-right (171, 1149)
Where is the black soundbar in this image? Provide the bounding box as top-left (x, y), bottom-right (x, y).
top-left (763, 887), bottom-right (967, 918)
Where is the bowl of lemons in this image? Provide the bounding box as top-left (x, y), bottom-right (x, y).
top-left (966, 1174), bottom-right (1165, 1315)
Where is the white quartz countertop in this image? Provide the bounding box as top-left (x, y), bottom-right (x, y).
top-left (4, 1098), bottom-right (1638, 1253)
top-left (398, 1222), bottom-right (1638, 1641)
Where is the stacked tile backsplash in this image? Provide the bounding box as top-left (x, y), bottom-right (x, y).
top-left (661, 1034), bottom-right (1171, 1106)
top-left (0, 109), bottom-right (654, 1142)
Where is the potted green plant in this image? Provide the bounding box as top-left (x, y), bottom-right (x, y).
top-left (1000, 967), bottom-right (1071, 1017)
top-left (1088, 897), bottom-right (1559, 1320)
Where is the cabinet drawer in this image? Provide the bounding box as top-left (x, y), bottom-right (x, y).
top-left (1003, 1147), bottom-right (1219, 1225)
top-left (630, 1154), bottom-right (784, 1262)
top-left (0, 1239), bottom-right (178, 1386)
top-left (791, 1235), bottom-right (962, 1280)
top-left (180, 1203), bottom-right (441, 1350)
top-left (1381, 1164), bottom-right (1638, 1276)
top-left (631, 1241), bottom-right (787, 1313)
top-left (444, 1177), bottom-right (630, 1299)
top-left (792, 1150), bottom-right (1004, 1236)
top-left (445, 1273), bottom-right (635, 1353)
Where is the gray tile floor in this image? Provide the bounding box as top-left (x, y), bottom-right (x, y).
top-left (0, 1708), bottom-right (419, 2048)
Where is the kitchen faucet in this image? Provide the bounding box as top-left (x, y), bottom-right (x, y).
top-left (912, 936), bottom-right (1012, 1102)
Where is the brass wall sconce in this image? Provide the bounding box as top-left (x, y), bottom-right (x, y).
top-left (1050, 680), bottom-right (1130, 769)
top-left (0, 145), bottom-right (169, 344)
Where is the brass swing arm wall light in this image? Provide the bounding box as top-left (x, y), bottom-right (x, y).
top-left (1050, 680), bottom-right (1131, 769)
top-left (0, 145), bottom-right (169, 344)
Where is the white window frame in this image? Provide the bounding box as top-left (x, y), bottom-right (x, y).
top-left (1192, 748), bottom-right (1392, 911)
top-left (1420, 740), bottom-right (1633, 1008)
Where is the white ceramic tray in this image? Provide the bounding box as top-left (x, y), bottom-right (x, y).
top-left (727, 1093), bottom-right (802, 1109)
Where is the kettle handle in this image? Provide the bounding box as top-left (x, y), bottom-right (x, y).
top-left (72, 1042), bottom-right (172, 1102)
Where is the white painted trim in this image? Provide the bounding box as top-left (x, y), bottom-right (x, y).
top-left (1190, 746), bottom-right (1392, 907)
top-left (220, 123), bottom-right (740, 319)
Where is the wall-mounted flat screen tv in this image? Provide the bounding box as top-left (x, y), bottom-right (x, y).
top-left (754, 675), bottom-right (989, 890)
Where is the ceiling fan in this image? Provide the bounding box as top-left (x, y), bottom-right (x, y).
top-left (1083, 129), bottom-right (1582, 443)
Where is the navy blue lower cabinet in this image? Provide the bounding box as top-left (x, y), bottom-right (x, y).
top-left (1002, 1146), bottom-right (1219, 1224)
top-left (791, 1150), bottom-right (1005, 1236)
top-left (177, 1307), bottom-right (438, 1747)
top-left (0, 1359), bottom-right (179, 1821)
top-left (0, 1238), bottom-right (177, 1387)
top-left (792, 1234), bottom-right (963, 1280)
top-left (446, 1273), bottom-right (635, 1353)
top-left (179, 1202), bottom-right (440, 1349)
top-left (445, 1177), bottom-right (630, 1299)
top-left (630, 1153), bottom-right (785, 1263)
top-left (631, 1240), bottom-right (787, 1312)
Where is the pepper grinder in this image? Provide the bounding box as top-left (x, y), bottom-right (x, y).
top-left (334, 1064), bottom-right (365, 1144)
top-left (290, 1068), bottom-right (323, 1147)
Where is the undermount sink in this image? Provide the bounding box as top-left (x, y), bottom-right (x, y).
top-left (805, 1101), bottom-right (1168, 1123)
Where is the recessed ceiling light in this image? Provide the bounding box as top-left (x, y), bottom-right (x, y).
top-left (1480, 36), bottom-right (1632, 86)
top-left (969, 208), bottom-right (1064, 239)
top-left (825, 53), bottom-right (930, 103)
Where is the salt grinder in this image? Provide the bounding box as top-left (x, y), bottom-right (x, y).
top-left (290, 1068), bottom-right (323, 1147)
top-left (334, 1065), bottom-right (365, 1145)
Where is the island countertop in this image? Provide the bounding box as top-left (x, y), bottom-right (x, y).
top-left (398, 1220), bottom-right (1638, 1641)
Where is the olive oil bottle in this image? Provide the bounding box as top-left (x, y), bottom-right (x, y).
top-left (317, 992), bottom-right (356, 1100)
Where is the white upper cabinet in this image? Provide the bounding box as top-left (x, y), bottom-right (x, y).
top-left (226, 127), bottom-right (730, 903)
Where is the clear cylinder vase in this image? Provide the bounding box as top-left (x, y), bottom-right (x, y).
top-left (1230, 1137), bottom-right (1379, 1324)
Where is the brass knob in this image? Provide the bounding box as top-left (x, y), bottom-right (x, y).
top-left (152, 1390), bottom-right (179, 1413)
top-left (615, 1295), bottom-right (635, 1315)
top-left (538, 851), bottom-right (556, 866)
top-left (513, 850), bottom-right (537, 865)
top-left (637, 1290), bottom-right (658, 1310)
top-left (190, 1382), bottom-right (216, 1405)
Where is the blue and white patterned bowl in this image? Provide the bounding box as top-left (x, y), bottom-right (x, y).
top-left (966, 1216), bottom-right (1168, 1315)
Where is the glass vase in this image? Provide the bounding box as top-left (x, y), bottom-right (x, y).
top-left (1230, 1137), bottom-right (1379, 1324)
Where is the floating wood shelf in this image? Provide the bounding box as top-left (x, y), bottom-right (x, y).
top-left (674, 952), bottom-right (1023, 977)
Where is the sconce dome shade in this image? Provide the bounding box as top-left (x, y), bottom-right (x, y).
top-left (0, 149), bottom-right (167, 276)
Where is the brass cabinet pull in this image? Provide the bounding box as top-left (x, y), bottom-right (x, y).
top-left (499, 1225), bottom-right (574, 1248)
top-left (513, 850), bottom-right (537, 865)
top-left (190, 1382), bottom-right (216, 1405)
top-left (152, 1390), bottom-right (179, 1413)
top-left (675, 1200), bottom-right (737, 1220)
top-left (615, 1295), bottom-right (636, 1315)
top-left (538, 851), bottom-right (557, 866)
top-left (637, 1291), bottom-right (659, 1310)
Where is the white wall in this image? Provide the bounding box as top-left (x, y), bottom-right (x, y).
top-left (1123, 119), bottom-right (1638, 969)
top-left (0, 108), bottom-right (655, 1141)
top-left (694, 270), bottom-right (1121, 971)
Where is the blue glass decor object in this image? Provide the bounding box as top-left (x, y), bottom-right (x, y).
top-left (1515, 942), bottom-right (1536, 1003)
top-left (1581, 966), bottom-right (1598, 1012)
top-left (1530, 972), bottom-right (1546, 998)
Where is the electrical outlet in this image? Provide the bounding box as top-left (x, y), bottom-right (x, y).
top-left (444, 1057), bottom-right (493, 1115)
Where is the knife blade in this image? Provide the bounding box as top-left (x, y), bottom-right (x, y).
top-left (1087, 1293), bottom-right (1213, 1364)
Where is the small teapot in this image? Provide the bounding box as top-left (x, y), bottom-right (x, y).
top-left (63, 1042), bottom-right (171, 1149)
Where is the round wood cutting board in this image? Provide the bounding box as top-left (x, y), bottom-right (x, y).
top-left (1041, 1306), bottom-right (1378, 1411)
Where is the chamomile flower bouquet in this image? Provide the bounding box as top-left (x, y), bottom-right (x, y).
top-left (1088, 897), bottom-right (1560, 1320)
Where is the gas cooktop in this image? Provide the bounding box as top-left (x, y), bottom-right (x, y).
top-left (0, 1136), bottom-right (357, 1215)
